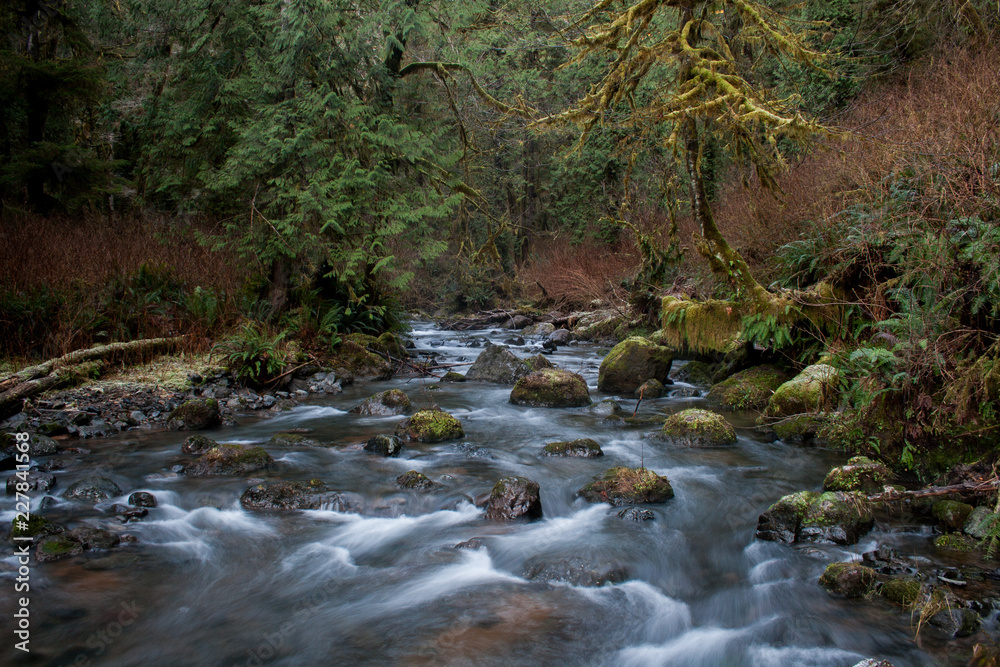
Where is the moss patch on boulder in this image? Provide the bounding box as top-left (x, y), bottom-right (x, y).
top-left (660, 296), bottom-right (743, 356)
top-left (484, 476), bottom-right (543, 521)
top-left (331, 338), bottom-right (394, 379)
top-left (186, 444), bottom-right (273, 476)
top-left (394, 409), bottom-right (464, 443)
top-left (932, 500), bottom-right (974, 532)
top-left (542, 438), bottom-right (604, 458)
top-left (661, 409), bottom-right (737, 447)
top-left (635, 378), bottom-right (667, 398)
top-left (396, 470), bottom-right (439, 490)
top-left (578, 467), bottom-right (674, 506)
top-left (819, 562), bottom-right (877, 598)
top-left (707, 365), bottom-right (790, 411)
top-left (881, 578), bottom-right (922, 606)
top-left (823, 456), bottom-right (892, 493)
top-left (266, 432), bottom-right (321, 448)
top-left (933, 533), bottom-right (978, 551)
top-left (466, 343), bottom-right (531, 384)
top-left (762, 364), bottom-right (838, 421)
top-left (350, 389), bottom-right (412, 416)
top-left (510, 369), bottom-right (591, 408)
top-left (756, 490), bottom-right (874, 545)
top-left (440, 372), bottom-right (466, 382)
top-left (168, 398), bottom-right (221, 430)
top-left (598, 337), bottom-right (674, 394)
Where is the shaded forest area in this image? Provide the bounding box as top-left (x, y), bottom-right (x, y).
top-left (2, 0), bottom-right (1000, 476)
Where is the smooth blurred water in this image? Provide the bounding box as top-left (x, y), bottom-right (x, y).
top-left (0, 323), bottom-right (983, 666)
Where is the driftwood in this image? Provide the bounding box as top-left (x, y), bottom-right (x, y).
top-left (440, 309), bottom-right (520, 331)
top-left (867, 478), bottom-right (1000, 503)
top-left (0, 336), bottom-right (185, 419)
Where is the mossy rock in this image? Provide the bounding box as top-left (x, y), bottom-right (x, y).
top-left (168, 398), bottom-right (221, 430)
top-left (589, 399), bottom-right (623, 417)
top-left (350, 389), bottom-right (412, 416)
top-left (635, 378), bottom-right (667, 398)
top-left (509, 369), bottom-right (591, 408)
top-left (659, 296), bottom-right (743, 356)
top-left (819, 562), bottom-right (877, 598)
top-left (181, 434), bottom-right (218, 455)
top-left (823, 456), bottom-right (892, 493)
top-left (465, 343), bottom-right (531, 384)
top-left (376, 332), bottom-right (407, 358)
top-left (185, 444), bottom-right (273, 476)
top-left (364, 434), bottom-right (403, 457)
top-left (756, 491), bottom-right (815, 543)
top-left (707, 365), bottom-right (790, 411)
top-left (11, 515), bottom-right (63, 542)
top-left (0, 432), bottom-right (60, 456)
top-left (523, 322), bottom-right (556, 337)
top-left (672, 360), bottom-right (721, 385)
top-left (524, 354), bottom-right (556, 372)
top-left (933, 533), bottom-right (978, 551)
top-left (266, 432), bottom-right (321, 447)
top-left (597, 337), bottom-right (674, 394)
top-left (440, 372), bottom-right (466, 382)
top-left (964, 506), bottom-right (997, 539)
top-left (394, 409), bottom-right (464, 443)
top-left (756, 490), bottom-right (874, 545)
top-left (542, 438), bottom-right (604, 458)
top-left (932, 500), bottom-right (974, 532)
top-left (661, 409), bottom-right (737, 447)
top-left (771, 414), bottom-right (825, 442)
top-left (881, 578), bottom-right (922, 606)
top-left (332, 339), bottom-right (394, 379)
top-left (65, 477), bottom-right (123, 502)
top-left (239, 480), bottom-right (341, 510)
top-left (484, 476), bottom-right (543, 521)
top-left (578, 467), bottom-right (674, 506)
top-left (35, 535), bottom-right (84, 563)
top-left (396, 470), bottom-right (439, 490)
top-left (762, 364), bottom-right (838, 421)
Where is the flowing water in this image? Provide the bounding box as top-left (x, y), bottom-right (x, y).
top-left (1, 323), bottom-right (991, 666)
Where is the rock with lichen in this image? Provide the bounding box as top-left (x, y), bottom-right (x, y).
top-left (510, 369), bottom-right (591, 408)
top-left (819, 561), bottom-right (877, 598)
top-left (661, 408), bottom-right (737, 446)
top-left (239, 480), bottom-right (345, 510)
top-left (542, 438), bottom-right (604, 458)
top-left (823, 456), bottom-right (892, 493)
top-left (756, 490), bottom-right (874, 545)
top-left (578, 467), bottom-right (674, 506)
top-left (185, 444), bottom-right (273, 476)
top-left (598, 337), bottom-right (674, 394)
top-left (396, 470), bottom-right (439, 490)
top-left (394, 409), bottom-right (464, 443)
top-left (466, 343), bottom-right (531, 384)
top-left (350, 389), bottom-right (412, 416)
top-left (708, 365), bottom-right (790, 411)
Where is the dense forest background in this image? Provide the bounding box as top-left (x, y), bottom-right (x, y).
top-left (1, 0), bottom-right (999, 473)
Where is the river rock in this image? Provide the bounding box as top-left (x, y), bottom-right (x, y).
top-left (167, 398), bottom-right (221, 430)
top-left (707, 365), bottom-right (790, 411)
top-left (547, 329), bottom-right (573, 346)
top-left (963, 505), bottom-right (995, 539)
top-left (929, 607), bottom-right (981, 638)
top-left (440, 372), bottom-right (466, 382)
top-left (762, 364), bottom-right (838, 422)
top-left (932, 500), bottom-right (974, 532)
top-left (128, 491), bottom-right (157, 508)
top-left (364, 434), bottom-right (403, 457)
top-left (673, 360), bottom-right (722, 385)
top-left (11, 515), bottom-right (64, 543)
top-left (350, 389), bottom-right (412, 416)
top-left (1, 432), bottom-right (60, 456)
top-left (589, 399), bottom-right (622, 417)
top-left (756, 490), bottom-right (874, 545)
top-left (65, 477), bottom-right (123, 502)
top-left (66, 525), bottom-right (120, 550)
top-left (823, 456), bottom-right (891, 493)
top-left (523, 322), bottom-right (555, 337)
top-left (465, 343), bottom-right (531, 384)
top-left (185, 444), bottom-right (273, 476)
top-left (523, 556), bottom-right (629, 587)
top-left (239, 480), bottom-right (345, 510)
top-left (484, 476), bottom-right (543, 521)
top-left (396, 470), bottom-right (438, 490)
top-left (597, 337), bottom-right (674, 394)
top-left (819, 561), bottom-right (877, 598)
top-left (617, 507), bottom-right (655, 521)
top-left (394, 409), bottom-right (464, 443)
top-left (542, 438), bottom-right (603, 458)
top-left (181, 434), bottom-right (218, 455)
top-left (35, 535), bottom-right (85, 563)
top-left (525, 354), bottom-right (556, 372)
top-left (635, 378), bottom-right (668, 398)
top-left (6, 471), bottom-right (56, 495)
top-left (661, 409), bottom-right (737, 446)
top-left (266, 432), bottom-right (322, 448)
top-left (578, 467), bottom-right (674, 506)
top-left (509, 369), bottom-right (591, 408)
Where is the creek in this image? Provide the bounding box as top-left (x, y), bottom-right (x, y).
top-left (0, 322), bottom-right (983, 666)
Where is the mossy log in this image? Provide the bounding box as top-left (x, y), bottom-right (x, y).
top-left (0, 336), bottom-right (185, 418)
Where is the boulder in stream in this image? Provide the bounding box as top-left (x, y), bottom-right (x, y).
top-left (6, 471), bottom-right (56, 495)
top-left (578, 467), bottom-right (674, 506)
top-left (394, 409), bottom-right (464, 443)
top-left (707, 365), bottom-right (790, 411)
top-left (167, 398), bottom-right (221, 430)
top-left (509, 369), bottom-right (591, 408)
top-left (597, 337), bottom-right (674, 394)
top-left (364, 434), bottom-right (404, 457)
top-left (756, 490), bottom-right (874, 545)
top-left (350, 389), bottom-right (412, 416)
top-left (240, 480), bottom-right (346, 510)
top-left (542, 438), bottom-right (603, 458)
top-left (181, 434), bottom-right (218, 455)
top-left (484, 476), bottom-right (543, 521)
top-left (396, 470), bottom-right (439, 490)
top-left (523, 556), bottom-right (629, 587)
top-left (185, 444), bottom-right (273, 476)
top-left (0, 432), bottom-right (60, 456)
top-left (819, 561), bottom-right (878, 598)
top-left (465, 343), bottom-right (531, 384)
top-left (661, 409), bottom-right (737, 446)
top-left (65, 477), bottom-right (123, 502)
top-left (635, 378), bottom-right (668, 398)
top-left (267, 432), bottom-right (322, 448)
top-left (823, 456), bottom-right (892, 493)
top-left (128, 491), bottom-right (157, 508)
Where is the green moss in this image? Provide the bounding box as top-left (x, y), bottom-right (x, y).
top-left (823, 458), bottom-right (891, 493)
top-left (168, 398), bottom-right (221, 429)
top-left (332, 340), bottom-right (393, 379)
top-left (933, 533), bottom-right (978, 551)
top-left (661, 408), bottom-right (737, 446)
top-left (267, 433), bottom-right (320, 447)
top-left (819, 561), bottom-right (877, 598)
top-left (932, 500), bottom-right (974, 531)
top-left (881, 578), bottom-right (922, 606)
top-left (509, 369), bottom-right (591, 408)
top-left (660, 296), bottom-right (744, 356)
top-left (375, 332), bottom-right (406, 358)
top-left (395, 409), bottom-right (464, 443)
top-left (542, 438), bottom-right (604, 457)
top-left (11, 515), bottom-right (56, 540)
top-left (762, 364), bottom-right (838, 420)
top-left (578, 466), bottom-right (674, 506)
top-left (771, 414), bottom-right (824, 441)
top-left (396, 470), bottom-right (437, 489)
top-left (707, 365), bottom-right (790, 411)
top-left (440, 372), bottom-right (466, 382)
top-left (597, 336), bottom-right (674, 394)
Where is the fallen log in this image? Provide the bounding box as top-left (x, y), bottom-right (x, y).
top-left (0, 336), bottom-right (186, 393)
top-left (867, 478), bottom-right (1000, 503)
top-left (0, 361), bottom-right (105, 419)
